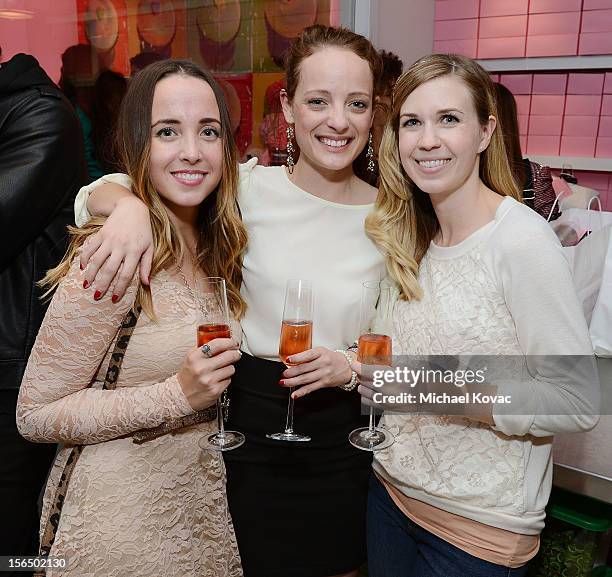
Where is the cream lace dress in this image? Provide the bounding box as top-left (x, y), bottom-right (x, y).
top-left (16, 260), bottom-right (242, 577)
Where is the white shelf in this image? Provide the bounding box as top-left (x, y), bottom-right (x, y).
top-left (530, 156), bottom-right (612, 171)
top-left (477, 55), bottom-right (612, 72)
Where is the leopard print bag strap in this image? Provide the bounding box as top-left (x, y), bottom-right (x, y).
top-left (35, 305), bottom-right (142, 571)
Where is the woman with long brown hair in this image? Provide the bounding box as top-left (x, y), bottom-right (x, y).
top-left (355, 54), bottom-right (597, 577)
top-left (493, 81), bottom-right (561, 221)
top-left (70, 26), bottom-right (385, 577)
top-left (17, 60), bottom-right (245, 576)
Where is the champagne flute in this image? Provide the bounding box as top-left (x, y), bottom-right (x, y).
top-left (197, 277), bottom-right (245, 452)
top-left (349, 280), bottom-right (395, 451)
top-left (267, 279), bottom-right (313, 442)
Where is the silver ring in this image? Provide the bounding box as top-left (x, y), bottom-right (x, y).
top-left (200, 344), bottom-right (212, 358)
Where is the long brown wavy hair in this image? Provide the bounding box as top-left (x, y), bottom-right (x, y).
top-left (43, 59), bottom-right (247, 318)
top-left (366, 54), bottom-right (521, 301)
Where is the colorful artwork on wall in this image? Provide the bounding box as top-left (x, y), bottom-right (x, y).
top-left (252, 0), bottom-right (334, 72)
top-left (186, 0), bottom-right (252, 72)
top-left (214, 72), bottom-right (253, 155)
top-left (73, 0), bottom-right (342, 158)
top-left (126, 0), bottom-right (188, 65)
top-left (77, 0), bottom-right (130, 75)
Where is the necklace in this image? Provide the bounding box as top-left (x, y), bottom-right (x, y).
top-left (175, 258), bottom-right (208, 318)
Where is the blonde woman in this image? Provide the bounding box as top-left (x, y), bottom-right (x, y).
top-left (17, 60), bottom-right (245, 576)
top-left (355, 54), bottom-right (598, 577)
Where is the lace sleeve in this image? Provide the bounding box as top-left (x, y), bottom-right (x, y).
top-left (16, 259), bottom-right (193, 445)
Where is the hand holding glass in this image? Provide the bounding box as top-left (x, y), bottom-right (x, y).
top-left (197, 277), bottom-right (245, 452)
top-left (349, 280), bottom-right (395, 451)
top-left (267, 279), bottom-right (313, 442)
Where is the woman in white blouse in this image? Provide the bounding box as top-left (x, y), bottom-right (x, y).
top-left (354, 54), bottom-right (598, 577)
top-left (71, 26), bottom-right (385, 577)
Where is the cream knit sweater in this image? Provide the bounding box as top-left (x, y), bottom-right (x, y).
top-left (374, 196), bottom-right (598, 535)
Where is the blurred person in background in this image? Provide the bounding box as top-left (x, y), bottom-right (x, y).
top-left (91, 69), bottom-right (128, 174)
top-left (369, 50), bottom-right (403, 185)
top-left (129, 50), bottom-right (165, 77)
top-left (60, 44), bottom-right (106, 181)
top-left (258, 79), bottom-right (290, 166)
top-left (0, 52), bottom-right (86, 576)
top-left (371, 50), bottom-right (403, 153)
top-left (494, 82), bottom-right (560, 221)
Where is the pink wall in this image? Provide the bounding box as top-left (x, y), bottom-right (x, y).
top-left (0, 0), bottom-right (78, 83)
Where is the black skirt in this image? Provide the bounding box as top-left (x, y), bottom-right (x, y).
top-left (223, 353), bottom-right (372, 577)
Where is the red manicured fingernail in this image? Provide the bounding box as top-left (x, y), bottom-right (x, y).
top-left (286, 357), bottom-right (292, 364)
top-left (80, 263), bottom-right (84, 270)
top-left (83, 280), bottom-right (89, 289)
top-left (111, 294), bottom-right (119, 303)
top-left (279, 379), bottom-right (285, 386)
top-left (93, 290), bottom-right (102, 300)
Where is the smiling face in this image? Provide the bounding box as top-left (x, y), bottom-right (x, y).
top-left (149, 74), bottom-right (223, 220)
top-left (398, 74), bottom-right (495, 199)
top-left (280, 46), bottom-right (374, 174)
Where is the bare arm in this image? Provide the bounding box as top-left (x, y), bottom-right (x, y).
top-left (77, 179), bottom-right (154, 300)
top-left (87, 181), bottom-right (134, 217)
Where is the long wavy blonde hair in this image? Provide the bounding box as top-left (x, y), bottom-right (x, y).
top-left (366, 53), bottom-right (521, 301)
top-left (43, 60), bottom-right (248, 319)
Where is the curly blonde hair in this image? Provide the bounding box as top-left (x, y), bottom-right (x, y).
top-left (366, 53), bottom-right (521, 301)
top-left (43, 60), bottom-right (247, 319)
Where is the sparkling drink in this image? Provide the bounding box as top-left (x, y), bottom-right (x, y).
top-left (268, 279), bottom-right (313, 442)
top-left (196, 277), bottom-right (244, 452)
top-left (358, 333), bottom-right (392, 366)
top-left (348, 280), bottom-right (395, 452)
top-left (197, 323), bottom-right (231, 346)
top-left (279, 320), bottom-right (313, 366)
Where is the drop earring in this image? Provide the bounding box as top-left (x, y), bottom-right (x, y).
top-left (286, 125), bottom-right (295, 174)
top-left (366, 132), bottom-right (376, 173)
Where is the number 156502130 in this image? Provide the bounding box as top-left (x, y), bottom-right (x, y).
top-left (0, 556), bottom-right (68, 572)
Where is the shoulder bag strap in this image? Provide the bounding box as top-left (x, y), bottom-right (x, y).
top-left (36, 305), bottom-right (142, 565)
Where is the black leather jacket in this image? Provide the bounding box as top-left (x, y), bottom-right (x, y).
top-left (0, 54), bottom-right (86, 390)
